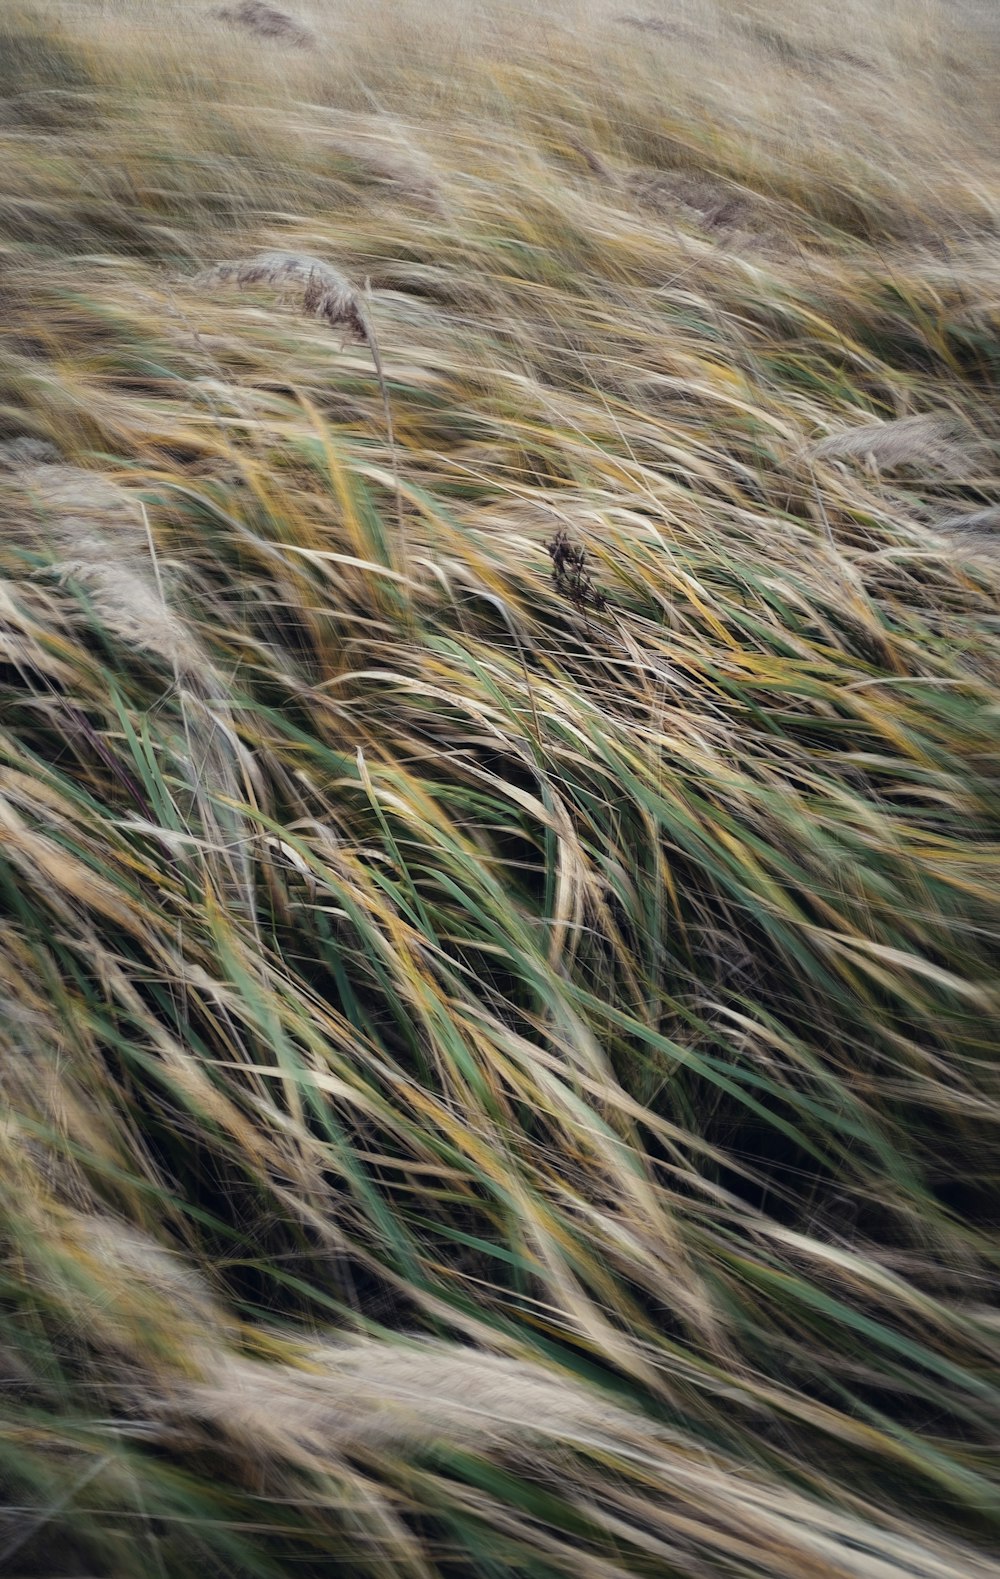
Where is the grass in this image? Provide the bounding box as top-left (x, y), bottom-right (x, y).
top-left (1, 1), bottom-right (999, 1573)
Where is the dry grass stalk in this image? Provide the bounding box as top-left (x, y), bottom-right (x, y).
top-left (811, 414), bottom-right (976, 475)
top-left (213, 0), bottom-right (313, 48)
top-left (199, 251), bottom-right (369, 342)
top-left (196, 251), bottom-right (406, 565)
top-left (565, 135), bottom-right (619, 186)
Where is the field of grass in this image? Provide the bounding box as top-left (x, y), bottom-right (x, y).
top-left (2, 1), bottom-right (1000, 1574)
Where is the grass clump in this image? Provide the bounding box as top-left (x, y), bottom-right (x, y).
top-left (1, 1), bottom-right (1000, 1575)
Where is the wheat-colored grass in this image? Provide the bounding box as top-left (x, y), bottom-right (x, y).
top-left (1, 1), bottom-right (999, 1575)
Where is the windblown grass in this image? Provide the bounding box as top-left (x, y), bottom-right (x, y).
top-left (1, 1), bottom-right (1000, 1574)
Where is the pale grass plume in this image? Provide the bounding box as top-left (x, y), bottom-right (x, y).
top-left (10, 456), bottom-right (200, 671)
top-left (196, 250), bottom-right (370, 342)
top-left (615, 15), bottom-right (677, 37)
top-left (64, 1216), bottom-right (229, 1371)
top-left (78, 1222), bottom-right (995, 1579)
top-left (26, 1212), bottom-right (996, 1577)
top-left (183, 1338), bottom-right (638, 1457)
top-left (811, 414), bottom-right (978, 475)
top-left (933, 505), bottom-right (1000, 539)
top-left (929, 506), bottom-right (1000, 558)
top-left (213, 0), bottom-right (314, 48)
top-left (3, 450), bottom-right (254, 907)
top-left (78, 1216), bottom-right (224, 1333)
top-left (160, 1328), bottom-right (1000, 1578)
top-left (195, 249), bottom-right (405, 565)
top-left (625, 167), bottom-right (764, 234)
top-left (297, 110), bottom-right (448, 213)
